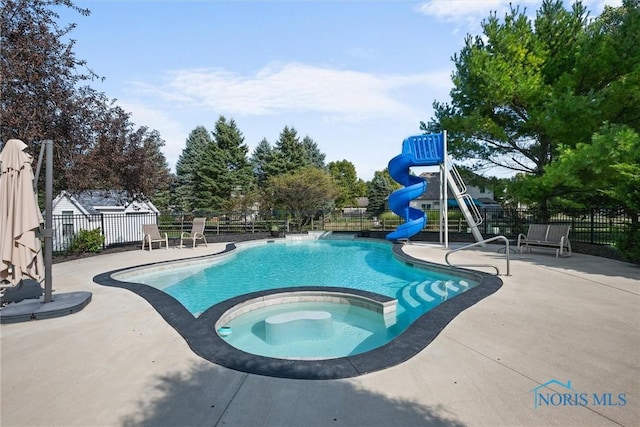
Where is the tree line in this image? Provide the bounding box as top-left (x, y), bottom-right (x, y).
top-left (169, 118), bottom-right (393, 224)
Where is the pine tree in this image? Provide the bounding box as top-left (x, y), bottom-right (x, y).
top-left (250, 138), bottom-right (274, 187)
top-left (269, 126), bottom-right (307, 175)
top-left (193, 135), bottom-right (226, 211)
top-left (367, 169), bottom-right (396, 216)
top-left (212, 116), bottom-right (255, 209)
top-left (175, 126), bottom-right (212, 211)
top-left (302, 135), bottom-right (326, 169)
top-left (190, 116), bottom-right (255, 211)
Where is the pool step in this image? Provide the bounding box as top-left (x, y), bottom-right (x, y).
top-left (401, 282), bottom-right (422, 307)
top-left (416, 282), bottom-right (436, 303)
top-left (318, 231), bottom-right (357, 240)
top-left (399, 279), bottom-right (470, 308)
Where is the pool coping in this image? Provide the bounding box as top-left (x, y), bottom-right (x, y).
top-left (93, 240), bottom-right (502, 380)
top-left (214, 289), bottom-right (398, 331)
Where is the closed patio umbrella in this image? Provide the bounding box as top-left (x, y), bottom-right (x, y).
top-left (0, 139), bottom-right (45, 287)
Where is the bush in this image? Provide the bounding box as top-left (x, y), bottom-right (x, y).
top-left (615, 225), bottom-right (640, 264)
top-left (378, 211), bottom-right (400, 222)
top-left (68, 229), bottom-right (105, 254)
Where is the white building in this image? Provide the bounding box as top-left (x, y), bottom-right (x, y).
top-left (410, 172), bottom-right (502, 212)
top-left (49, 190), bottom-right (159, 251)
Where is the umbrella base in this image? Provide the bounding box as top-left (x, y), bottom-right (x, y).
top-left (1, 279), bottom-right (43, 305)
top-left (0, 291), bottom-right (92, 324)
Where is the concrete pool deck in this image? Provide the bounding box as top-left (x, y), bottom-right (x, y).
top-left (1, 241), bottom-right (638, 426)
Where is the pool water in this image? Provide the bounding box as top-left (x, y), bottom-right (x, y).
top-left (222, 301), bottom-right (393, 359)
top-left (131, 239), bottom-right (477, 358)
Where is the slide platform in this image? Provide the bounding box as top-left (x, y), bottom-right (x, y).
top-left (386, 134), bottom-right (445, 241)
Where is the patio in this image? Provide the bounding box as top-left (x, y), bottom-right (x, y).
top-left (1, 241), bottom-right (638, 426)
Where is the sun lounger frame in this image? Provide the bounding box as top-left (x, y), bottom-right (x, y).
top-left (517, 224), bottom-right (572, 258)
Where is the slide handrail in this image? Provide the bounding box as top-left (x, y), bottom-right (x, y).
top-left (446, 156), bottom-right (483, 226)
top-left (445, 235), bottom-right (511, 276)
top-left (462, 193), bottom-right (483, 226)
top-left (447, 157), bottom-right (467, 194)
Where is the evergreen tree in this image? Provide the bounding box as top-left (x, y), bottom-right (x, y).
top-left (367, 169), bottom-right (396, 216)
top-left (192, 135), bottom-right (226, 211)
top-left (269, 126), bottom-right (307, 175)
top-left (302, 135), bottom-right (326, 169)
top-left (250, 138), bottom-right (274, 187)
top-left (253, 127), bottom-right (330, 184)
top-left (191, 116), bottom-right (254, 211)
top-left (175, 126), bottom-right (212, 211)
top-left (212, 116), bottom-right (255, 209)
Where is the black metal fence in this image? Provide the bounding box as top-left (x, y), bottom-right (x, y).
top-left (49, 207), bottom-right (633, 253)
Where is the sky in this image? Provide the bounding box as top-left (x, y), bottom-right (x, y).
top-left (59, 0), bottom-right (620, 181)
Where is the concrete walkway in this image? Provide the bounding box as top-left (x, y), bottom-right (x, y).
top-left (1, 242), bottom-right (638, 426)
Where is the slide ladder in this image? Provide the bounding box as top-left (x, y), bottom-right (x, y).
top-left (386, 134), bottom-right (444, 240)
top-left (444, 156), bottom-right (484, 243)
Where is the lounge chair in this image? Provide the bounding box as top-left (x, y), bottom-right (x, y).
top-left (517, 223), bottom-right (571, 257)
top-left (141, 223), bottom-right (168, 251)
top-left (180, 217), bottom-right (208, 248)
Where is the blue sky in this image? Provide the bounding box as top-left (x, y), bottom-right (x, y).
top-left (60, 0), bottom-right (619, 181)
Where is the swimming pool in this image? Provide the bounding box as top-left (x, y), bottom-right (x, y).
top-left (96, 237), bottom-right (502, 379)
top-left (126, 239), bottom-right (473, 325)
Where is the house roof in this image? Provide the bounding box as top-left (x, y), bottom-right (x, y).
top-left (416, 172), bottom-right (443, 200)
top-left (415, 173), bottom-right (499, 206)
top-left (74, 190), bottom-right (130, 214)
top-left (54, 190), bottom-right (158, 215)
top-left (477, 197), bottom-right (500, 206)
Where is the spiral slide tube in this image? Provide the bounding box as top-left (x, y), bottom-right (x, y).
top-left (386, 134), bottom-right (445, 241)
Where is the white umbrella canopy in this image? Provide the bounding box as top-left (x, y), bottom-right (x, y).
top-left (0, 139), bottom-right (45, 286)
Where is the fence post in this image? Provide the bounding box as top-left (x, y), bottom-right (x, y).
top-left (100, 213), bottom-right (106, 249)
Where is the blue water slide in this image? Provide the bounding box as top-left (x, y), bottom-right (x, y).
top-left (386, 134), bottom-right (445, 241)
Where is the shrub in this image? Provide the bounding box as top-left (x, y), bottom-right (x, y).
top-left (378, 211), bottom-right (400, 222)
top-left (615, 224), bottom-right (640, 264)
top-left (68, 229), bottom-right (105, 254)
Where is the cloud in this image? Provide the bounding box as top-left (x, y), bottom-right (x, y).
top-left (586, 0), bottom-right (623, 10)
top-left (417, 0), bottom-right (623, 39)
top-left (129, 62), bottom-right (451, 123)
top-left (417, 0), bottom-right (521, 21)
top-left (417, 0), bottom-right (623, 23)
top-left (121, 62), bottom-right (454, 175)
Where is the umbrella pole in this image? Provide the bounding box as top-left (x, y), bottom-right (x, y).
top-left (43, 140), bottom-right (53, 303)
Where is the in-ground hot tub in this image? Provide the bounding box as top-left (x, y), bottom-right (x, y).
top-left (214, 290), bottom-right (397, 359)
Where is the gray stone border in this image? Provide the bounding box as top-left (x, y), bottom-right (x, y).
top-left (93, 241), bottom-right (502, 379)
